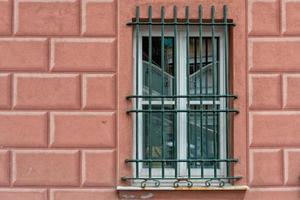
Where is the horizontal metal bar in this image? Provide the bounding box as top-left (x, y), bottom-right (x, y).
top-left (141, 100), bottom-right (221, 105)
top-left (127, 109), bottom-right (239, 114)
top-left (127, 94), bottom-right (238, 100)
top-left (125, 158), bottom-right (239, 163)
top-left (122, 176), bottom-right (242, 181)
top-left (127, 21), bottom-right (235, 26)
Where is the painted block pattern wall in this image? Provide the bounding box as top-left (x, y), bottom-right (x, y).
top-left (248, 0), bottom-right (300, 199)
top-left (0, 0), bottom-right (117, 199)
top-left (0, 0), bottom-right (297, 199)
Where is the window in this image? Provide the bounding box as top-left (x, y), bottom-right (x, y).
top-left (123, 5), bottom-right (241, 188)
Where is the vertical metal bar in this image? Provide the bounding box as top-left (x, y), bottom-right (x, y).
top-left (198, 5), bottom-right (204, 178)
top-left (205, 38), bottom-right (208, 173)
top-left (216, 39), bottom-right (220, 164)
top-left (205, 39), bottom-right (208, 66)
top-left (211, 5), bottom-right (217, 178)
top-left (216, 36), bottom-right (220, 165)
top-left (223, 5), bottom-right (230, 179)
top-left (193, 38), bottom-right (197, 166)
top-left (185, 6), bottom-right (191, 178)
top-left (148, 5), bottom-right (152, 178)
top-left (135, 6), bottom-right (140, 179)
top-left (161, 6), bottom-right (165, 178)
top-left (173, 5), bottom-right (178, 179)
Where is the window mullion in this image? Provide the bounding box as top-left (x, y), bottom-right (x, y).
top-left (178, 30), bottom-right (187, 177)
top-left (137, 26), bottom-right (144, 178)
top-left (160, 6), bottom-right (165, 179)
top-left (185, 6), bottom-right (191, 179)
top-left (173, 6), bottom-right (178, 179)
top-left (135, 6), bottom-right (140, 179)
top-left (147, 5), bottom-right (153, 179)
top-left (223, 5), bottom-right (231, 180)
top-left (211, 5), bottom-right (218, 179)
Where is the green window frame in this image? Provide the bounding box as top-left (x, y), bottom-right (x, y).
top-left (122, 5), bottom-right (241, 188)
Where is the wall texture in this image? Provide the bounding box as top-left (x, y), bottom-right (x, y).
top-left (247, 0), bottom-right (300, 199)
top-left (0, 0), bottom-right (117, 199)
top-left (0, 0), bottom-right (297, 199)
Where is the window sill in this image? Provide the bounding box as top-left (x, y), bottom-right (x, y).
top-left (117, 185), bottom-right (249, 191)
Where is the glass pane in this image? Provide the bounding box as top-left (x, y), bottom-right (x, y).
top-left (188, 37), bottom-right (220, 169)
top-left (143, 105), bottom-right (175, 168)
top-left (189, 37), bottom-right (219, 96)
top-left (142, 36), bottom-right (176, 169)
top-left (188, 105), bottom-right (220, 169)
top-left (142, 37), bottom-right (175, 97)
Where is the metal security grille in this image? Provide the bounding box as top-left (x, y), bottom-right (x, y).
top-left (122, 5), bottom-right (241, 188)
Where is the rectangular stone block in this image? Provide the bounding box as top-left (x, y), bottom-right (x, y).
top-left (0, 0), bottom-right (12, 35)
top-left (0, 189), bottom-right (47, 200)
top-left (14, 74), bottom-right (80, 109)
top-left (0, 112), bottom-right (47, 147)
top-left (13, 150), bottom-right (80, 186)
top-left (50, 112), bottom-right (115, 147)
top-left (284, 149), bottom-right (300, 185)
top-left (0, 74), bottom-right (11, 108)
top-left (249, 74), bottom-right (282, 109)
top-left (82, 150), bottom-right (115, 186)
top-left (246, 188), bottom-right (299, 200)
top-left (249, 38), bottom-right (300, 71)
top-left (82, 0), bottom-right (116, 36)
top-left (0, 38), bottom-right (48, 71)
top-left (51, 38), bottom-right (116, 72)
top-left (282, 0), bottom-right (300, 35)
top-left (0, 151), bottom-right (9, 186)
top-left (249, 149), bottom-right (283, 186)
top-left (248, 0), bottom-right (280, 35)
top-left (50, 189), bottom-right (117, 200)
top-left (15, 0), bottom-right (80, 35)
top-left (83, 74), bottom-right (116, 109)
top-left (283, 74), bottom-right (300, 108)
top-left (250, 112), bottom-right (300, 146)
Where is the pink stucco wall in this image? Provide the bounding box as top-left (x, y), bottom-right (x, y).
top-left (0, 0), bottom-right (297, 199)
